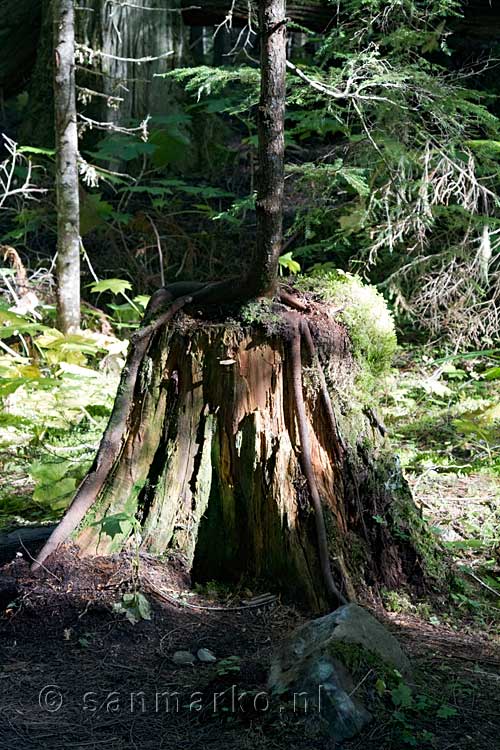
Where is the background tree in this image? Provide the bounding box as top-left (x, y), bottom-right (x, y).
top-left (54, 0), bottom-right (81, 333)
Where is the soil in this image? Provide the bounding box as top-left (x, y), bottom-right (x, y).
top-left (0, 549), bottom-right (499, 750)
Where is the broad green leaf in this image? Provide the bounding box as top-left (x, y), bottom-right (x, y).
top-left (134, 295), bottom-right (150, 309)
top-left (484, 367), bottom-right (500, 380)
top-left (113, 592), bottom-right (152, 624)
top-left (279, 252), bottom-right (301, 274)
top-left (0, 376), bottom-right (59, 396)
top-left (436, 705), bottom-right (458, 719)
top-left (391, 683), bottom-right (413, 708)
top-left (30, 459), bottom-right (72, 484)
top-left (33, 477), bottom-right (77, 507)
top-left (92, 512), bottom-right (135, 540)
top-left (90, 278), bottom-right (132, 295)
top-left (80, 192), bottom-right (114, 235)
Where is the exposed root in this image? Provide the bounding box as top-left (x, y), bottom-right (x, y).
top-left (278, 288), bottom-right (308, 311)
top-left (364, 406), bottom-right (387, 437)
top-left (300, 318), bottom-right (345, 462)
top-left (300, 318), bottom-right (370, 546)
top-left (287, 312), bottom-right (348, 607)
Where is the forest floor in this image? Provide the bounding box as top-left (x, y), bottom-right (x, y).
top-left (0, 346), bottom-right (499, 749)
top-left (0, 546), bottom-right (498, 750)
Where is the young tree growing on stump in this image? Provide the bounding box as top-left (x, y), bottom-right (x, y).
top-left (33, 0), bottom-right (435, 611)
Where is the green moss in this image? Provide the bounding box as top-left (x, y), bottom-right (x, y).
top-left (240, 299), bottom-right (282, 328)
top-left (296, 269), bottom-right (397, 396)
top-left (382, 457), bottom-right (448, 580)
top-left (326, 640), bottom-right (399, 688)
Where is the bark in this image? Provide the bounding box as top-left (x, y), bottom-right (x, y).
top-left (34, 307), bottom-right (425, 611)
top-left (54, 0), bottom-right (81, 333)
top-left (248, 0), bottom-right (287, 298)
top-left (77, 0), bottom-right (185, 126)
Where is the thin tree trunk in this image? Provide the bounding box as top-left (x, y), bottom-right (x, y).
top-left (249, 0), bottom-right (287, 297)
top-left (54, 0), bottom-right (81, 333)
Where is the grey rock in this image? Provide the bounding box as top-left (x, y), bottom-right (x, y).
top-left (172, 650), bottom-right (196, 666)
top-left (268, 603), bottom-right (411, 742)
top-left (197, 647), bottom-right (217, 663)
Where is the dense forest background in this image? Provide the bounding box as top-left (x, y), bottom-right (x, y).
top-left (1, 0), bottom-right (500, 345)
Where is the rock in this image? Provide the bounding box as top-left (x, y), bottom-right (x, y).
top-left (172, 650), bottom-right (196, 666)
top-left (197, 647), bottom-right (217, 663)
top-left (268, 604), bottom-right (411, 742)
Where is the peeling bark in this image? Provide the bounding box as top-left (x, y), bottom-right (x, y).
top-left (77, 0), bottom-right (185, 126)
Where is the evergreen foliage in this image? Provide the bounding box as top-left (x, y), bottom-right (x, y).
top-left (167, 0), bottom-right (500, 344)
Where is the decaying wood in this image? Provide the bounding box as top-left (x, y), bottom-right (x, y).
top-left (31, 285), bottom-right (425, 609)
top-left (32, 293), bottom-right (191, 571)
top-left (300, 317), bottom-right (345, 462)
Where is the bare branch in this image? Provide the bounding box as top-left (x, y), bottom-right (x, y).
top-left (77, 113), bottom-right (150, 140)
top-left (0, 135), bottom-right (46, 210)
top-left (76, 43), bottom-right (174, 65)
top-left (286, 59), bottom-right (406, 106)
top-left (105, 1), bottom-right (199, 10)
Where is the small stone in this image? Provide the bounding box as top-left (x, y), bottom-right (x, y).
top-left (197, 648), bottom-right (217, 663)
top-left (172, 650), bottom-right (196, 666)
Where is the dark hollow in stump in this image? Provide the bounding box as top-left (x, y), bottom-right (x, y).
top-left (57, 302), bottom-right (425, 612)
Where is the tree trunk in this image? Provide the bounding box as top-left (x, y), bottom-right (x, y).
top-left (54, 0), bottom-right (81, 334)
top-left (36, 306), bottom-right (426, 611)
top-left (249, 0), bottom-right (287, 298)
top-left (77, 0), bottom-right (186, 127)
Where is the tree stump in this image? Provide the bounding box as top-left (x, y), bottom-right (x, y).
top-left (64, 292), bottom-right (428, 611)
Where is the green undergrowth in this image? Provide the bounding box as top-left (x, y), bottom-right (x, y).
top-left (381, 346), bottom-right (500, 630)
top-left (326, 640), bottom-right (461, 749)
top-left (0, 297), bottom-right (123, 531)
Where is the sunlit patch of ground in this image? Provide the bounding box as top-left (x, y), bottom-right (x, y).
top-left (381, 347), bottom-right (500, 634)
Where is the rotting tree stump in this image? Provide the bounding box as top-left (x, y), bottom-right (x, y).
top-left (55, 299), bottom-right (426, 612)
